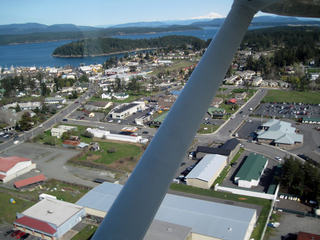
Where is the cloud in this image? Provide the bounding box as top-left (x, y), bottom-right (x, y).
top-left (182, 12), bottom-right (224, 20)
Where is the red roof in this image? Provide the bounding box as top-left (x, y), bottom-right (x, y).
top-left (297, 232), bottom-right (320, 240)
top-left (14, 174), bottom-right (46, 188)
top-left (228, 98), bottom-right (237, 104)
top-left (0, 156), bottom-right (31, 172)
top-left (62, 140), bottom-right (80, 146)
top-left (14, 216), bottom-right (56, 235)
top-left (0, 174), bottom-right (6, 180)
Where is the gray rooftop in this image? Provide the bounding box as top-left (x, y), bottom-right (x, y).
top-left (76, 182), bottom-right (256, 240)
top-left (186, 154), bottom-right (227, 181)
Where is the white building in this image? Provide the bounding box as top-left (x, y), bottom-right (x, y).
top-left (0, 156), bottom-right (36, 183)
top-left (86, 128), bottom-right (142, 143)
top-left (186, 154), bottom-right (227, 189)
top-left (45, 97), bottom-right (66, 105)
top-left (111, 101), bottom-right (145, 119)
top-left (51, 128), bottom-right (67, 138)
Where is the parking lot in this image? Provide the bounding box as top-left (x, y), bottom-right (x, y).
top-left (255, 102), bottom-right (320, 119)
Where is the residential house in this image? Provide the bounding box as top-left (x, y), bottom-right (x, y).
top-left (207, 107), bottom-right (226, 118)
top-left (211, 97), bottom-right (223, 108)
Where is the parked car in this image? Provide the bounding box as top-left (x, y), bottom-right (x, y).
top-left (80, 117), bottom-right (85, 120)
top-left (4, 230), bottom-right (14, 237)
top-left (231, 162), bottom-right (237, 167)
top-left (180, 162), bottom-right (186, 167)
top-left (15, 231), bottom-right (25, 239)
top-left (75, 101), bottom-right (79, 103)
top-left (10, 230), bottom-right (21, 237)
top-left (20, 233), bottom-right (30, 239)
top-left (274, 157), bottom-right (282, 161)
top-left (142, 131), bottom-right (148, 134)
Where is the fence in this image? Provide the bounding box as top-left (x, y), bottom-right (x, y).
top-left (273, 207), bottom-right (319, 218)
top-left (214, 184), bottom-right (277, 200)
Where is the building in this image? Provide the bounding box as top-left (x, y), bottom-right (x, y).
top-left (207, 107), bottom-right (226, 118)
top-left (0, 156), bottom-right (36, 183)
top-left (111, 101), bottom-right (145, 119)
top-left (149, 111), bottom-right (169, 127)
top-left (14, 198), bottom-right (85, 240)
top-left (256, 119), bottom-right (303, 148)
top-left (14, 174), bottom-right (46, 190)
top-left (86, 128), bottom-right (142, 143)
top-left (234, 153), bottom-right (268, 188)
top-left (185, 154), bottom-right (227, 189)
top-left (297, 231), bottom-right (320, 240)
top-left (51, 128), bottom-right (67, 138)
top-left (220, 138), bottom-right (241, 163)
top-left (61, 140), bottom-right (89, 149)
top-left (135, 115), bottom-right (151, 126)
top-left (57, 125), bottom-right (78, 131)
top-left (302, 117), bottom-right (320, 124)
top-left (76, 182), bottom-right (257, 240)
top-left (44, 97), bottom-right (66, 105)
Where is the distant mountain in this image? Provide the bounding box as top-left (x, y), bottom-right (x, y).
top-left (191, 16), bottom-right (320, 27)
top-left (0, 23), bottom-right (101, 35)
top-left (110, 21), bottom-right (168, 28)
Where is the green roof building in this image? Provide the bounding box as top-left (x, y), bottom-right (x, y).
top-left (207, 107), bottom-right (226, 118)
top-left (149, 111), bottom-right (169, 127)
top-left (234, 153), bottom-right (268, 188)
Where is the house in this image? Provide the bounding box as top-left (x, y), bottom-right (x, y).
top-left (234, 153), bottom-right (268, 188)
top-left (83, 110), bottom-right (95, 117)
top-left (211, 97), bottom-right (223, 108)
top-left (61, 140), bottom-right (89, 149)
top-left (87, 101), bottom-right (113, 109)
top-left (227, 98), bottom-right (237, 105)
top-left (90, 142), bottom-right (100, 152)
top-left (185, 154), bottom-right (227, 189)
top-left (234, 92), bottom-right (247, 100)
top-left (101, 92), bottom-right (129, 100)
top-left (51, 128), bottom-right (67, 138)
top-left (252, 77), bottom-right (263, 86)
top-left (0, 109), bottom-right (35, 131)
top-left (0, 156), bottom-right (36, 183)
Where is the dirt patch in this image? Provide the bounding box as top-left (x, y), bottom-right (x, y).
top-left (108, 156), bottom-right (139, 172)
top-left (87, 155), bottom-right (102, 161)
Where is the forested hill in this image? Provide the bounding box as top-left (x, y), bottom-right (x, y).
top-left (52, 35), bottom-right (210, 57)
top-left (0, 25), bottom-right (202, 46)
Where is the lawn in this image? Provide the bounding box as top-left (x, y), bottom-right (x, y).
top-left (212, 148), bottom-right (244, 186)
top-left (262, 90), bottom-right (320, 104)
top-left (0, 191), bottom-right (35, 224)
top-left (170, 184), bottom-right (272, 240)
top-left (148, 60), bottom-right (197, 76)
top-left (71, 225), bottom-right (97, 240)
top-left (78, 141), bottom-right (141, 165)
top-left (197, 124), bottom-right (220, 134)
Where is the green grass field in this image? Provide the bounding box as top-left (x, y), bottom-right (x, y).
top-left (148, 61), bottom-right (197, 76)
top-left (0, 191), bottom-right (35, 224)
top-left (263, 90), bottom-right (320, 104)
top-left (71, 225), bottom-right (97, 240)
top-left (78, 141), bottom-right (141, 164)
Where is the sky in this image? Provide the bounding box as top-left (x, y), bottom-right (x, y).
top-left (0, 0), bottom-right (270, 26)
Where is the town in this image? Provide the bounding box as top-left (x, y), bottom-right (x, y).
top-left (1, 30), bottom-right (320, 240)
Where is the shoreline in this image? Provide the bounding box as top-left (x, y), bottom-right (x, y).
top-left (51, 47), bottom-right (160, 58)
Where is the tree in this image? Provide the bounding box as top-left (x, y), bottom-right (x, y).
top-left (19, 112), bottom-right (33, 131)
top-left (79, 74), bottom-right (89, 82)
top-left (15, 103), bottom-right (21, 112)
top-left (40, 82), bottom-right (49, 96)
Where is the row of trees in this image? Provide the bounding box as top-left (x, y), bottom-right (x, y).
top-left (52, 35), bottom-right (210, 56)
top-left (281, 155), bottom-right (320, 202)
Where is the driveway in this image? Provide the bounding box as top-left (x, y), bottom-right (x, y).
top-left (0, 143), bottom-right (99, 189)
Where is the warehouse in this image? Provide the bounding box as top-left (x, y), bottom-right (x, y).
top-left (111, 101), bottom-right (145, 119)
top-left (76, 182), bottom-right (257, 240)
top-left (185, 154), bottom-right (227, 189)
top-left (234, 153), bottom-right (268, 188)
top-left (0, 156), bottom-right (36, 183)
top-left (14, 198), bottom-right (85, 240)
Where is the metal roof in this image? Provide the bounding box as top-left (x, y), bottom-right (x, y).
top-left (14, 216), bottom-right (56, 235)
top-left (186, 154), bottom-right (227, 181)
top-left (0, 156), bottom-right (31, 172)
top-left (14, 174), bottom-right (46, 189)
top-left (235, 153), bottom-right (268, 182)
top-left (113, 103), bottom-right (138, 113)
top-left (76, 182), bottom-right (256, 240)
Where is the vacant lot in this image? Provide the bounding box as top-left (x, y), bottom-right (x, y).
top-left (262, 90), bottom-right (320, 104)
